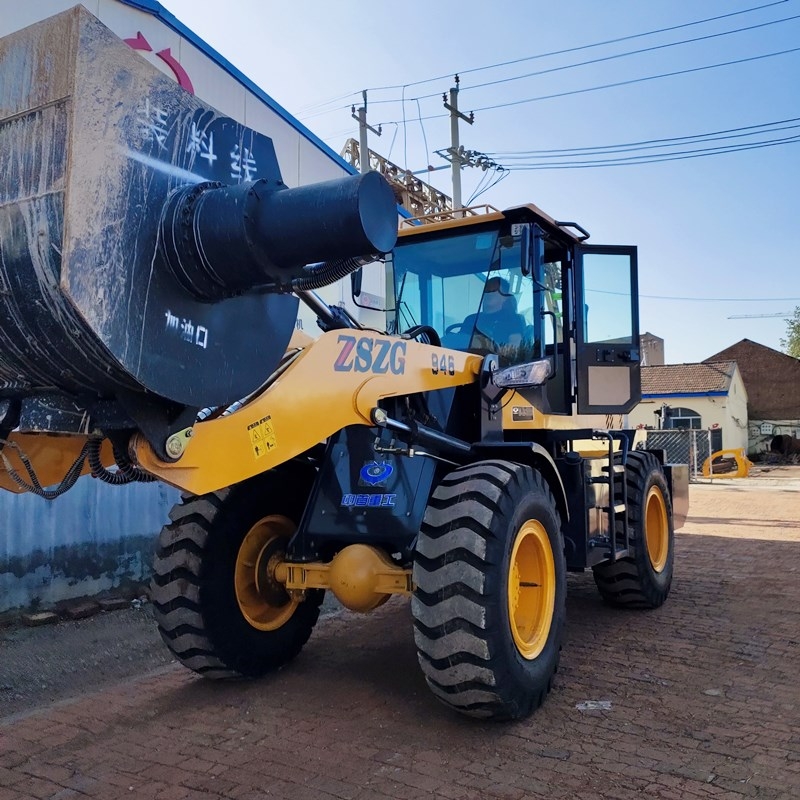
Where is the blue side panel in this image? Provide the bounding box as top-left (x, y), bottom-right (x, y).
top-left (118, 0), bottom-right (358, 176)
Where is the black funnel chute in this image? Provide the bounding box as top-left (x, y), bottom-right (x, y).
top-left (160, 171), bottom-right (397, 301)
top-left (253, 170), bottom-right (397, 268)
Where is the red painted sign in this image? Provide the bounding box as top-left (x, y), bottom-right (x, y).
top-left (124, 32), bottom-right (194, 94)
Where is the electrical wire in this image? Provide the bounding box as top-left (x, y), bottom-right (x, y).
top-left (362, 0), bottom-right (789, 93)
top-left (473, 46), bottom-right (800, 114)
top-left (467, 169), bottom-right (509, 204)
top-left (503, 132), bottom-right (800, 169)
top-left (294, 90), bottom-right (361, 116)
top-left (376, 45), bottom-right (800, 126)
top-left (385, 122), bottom-right (399, 161)
top-left (296, 0), bottom-right (791, 121)
top-left (496, 122), bottom-right (800, 159)
top-left (416, 13), bottom-right (800, 101)
top-left (402, 86), bottom-right (408, 170)
top-left (465, 169), bottom-right (492, 205)
top-left (485, 116), bottom-right (800, 157)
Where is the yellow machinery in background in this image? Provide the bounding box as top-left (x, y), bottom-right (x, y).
top-left (702, 449), bottom-right (753, 478)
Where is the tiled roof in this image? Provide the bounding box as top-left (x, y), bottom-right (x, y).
top-left (641, 361), bottom-right (737, 395)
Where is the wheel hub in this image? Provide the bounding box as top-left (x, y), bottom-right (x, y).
top-left (507, 519), bottom-right (556, 660)
top-left (235, 514), bottom-right (299, 631)
top-left (644, 486), bottom-right (669, 573)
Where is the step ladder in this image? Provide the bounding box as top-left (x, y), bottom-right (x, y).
top-left (589, 431), bottom-right (630, 562)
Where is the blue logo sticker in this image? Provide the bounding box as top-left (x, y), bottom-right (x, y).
top-left (360, 461), bottom-right (394, 486)
top-left (341, 493), bottom-right (397, 508)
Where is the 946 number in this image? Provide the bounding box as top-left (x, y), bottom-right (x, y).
top-left (431, 353), bottom-right (456, 376)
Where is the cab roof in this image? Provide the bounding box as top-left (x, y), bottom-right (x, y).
top-left (397, 203), bottom-right (588, 247)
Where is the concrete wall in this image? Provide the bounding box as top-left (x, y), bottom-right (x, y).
top-left (748, 419), bottom-right (800, 456)
top-left (0, 479), bottom-right (180, 613)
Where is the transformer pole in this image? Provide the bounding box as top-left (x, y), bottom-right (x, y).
top-left (352, 90), bottom-right (381, 174)
top-left (443, 76), bottom-right (473, 211)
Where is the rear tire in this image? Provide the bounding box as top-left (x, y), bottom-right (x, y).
top-left (592, 451), bottom-right (674, 609)
top-left (412, 460), bottom-right (566, 720)
top-left (151, 462), bottom-right (323, 678)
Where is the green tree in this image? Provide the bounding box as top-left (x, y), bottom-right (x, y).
top-left (781, 306), bottom-right (800, 358)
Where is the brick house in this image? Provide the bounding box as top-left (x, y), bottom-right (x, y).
top-left (704, 339), bottom-right (800, 454)
top-left (627, 361), bottom-right (749, 453)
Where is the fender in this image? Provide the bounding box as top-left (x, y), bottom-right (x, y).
top-left (470, 441), bottom-right (569, 523)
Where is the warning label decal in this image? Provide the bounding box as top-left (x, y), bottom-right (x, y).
top-left (247, 415), bottom-right (277, 459)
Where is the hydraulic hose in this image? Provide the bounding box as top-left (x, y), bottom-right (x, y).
top-left (292, 255), bottom-right (376, 292)
top-left (88, 438), bottom-right (157, 484)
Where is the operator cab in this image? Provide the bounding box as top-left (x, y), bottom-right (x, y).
top-left (387, 206), bottom-right (642, 416)
top-left (389, 215), bottom-right (555, 367)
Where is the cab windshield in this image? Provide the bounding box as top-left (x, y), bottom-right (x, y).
top-left (391, 225), bottom-right (542, 366)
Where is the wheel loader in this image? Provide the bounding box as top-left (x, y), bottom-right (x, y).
top-left (0, 7), bottom-right (688, 720)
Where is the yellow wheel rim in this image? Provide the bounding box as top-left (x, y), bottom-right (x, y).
top-left (644, 486), bottom-right (669, 573)
top-left (507, 520), bottom-right (556, 660)
top-left (234, 514), bottom-right (298, 631)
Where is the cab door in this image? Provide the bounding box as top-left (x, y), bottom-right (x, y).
top-left (574, 245), bottom-right (641, 414)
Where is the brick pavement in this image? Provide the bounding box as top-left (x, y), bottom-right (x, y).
top-left (2, 480), bottom-right (799, 800)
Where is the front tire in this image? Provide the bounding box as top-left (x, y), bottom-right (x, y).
top-left (151, 462), bottom-right (323, 679)
top-left (592, 451), bottom-right (674, 608)
top-left (412, 460), bottom-right (566, 720)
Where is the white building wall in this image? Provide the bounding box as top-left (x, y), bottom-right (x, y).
top-left (0, 0), bottom-right (352, 189)
top-left (628, 367), bottom-right (749, 453)
top-left (722, 369), bottom-right (749, 451)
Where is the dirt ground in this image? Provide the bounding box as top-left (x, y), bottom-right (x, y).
top-left (1, 468), bottom-right (799, 800)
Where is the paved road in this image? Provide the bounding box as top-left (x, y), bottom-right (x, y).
top-left (2, 476), bottom-right (799, 800)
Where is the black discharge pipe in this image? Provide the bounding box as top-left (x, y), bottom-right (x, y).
top-left (160, 171), bottom-right (398, 302)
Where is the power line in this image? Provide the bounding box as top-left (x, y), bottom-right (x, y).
top-left (471, 46), bottom-right (800, 114)
top-left (294, 90), bottom-right (361, 116)
top-left (424, 13), bottom-right (800, 101)
top-left (362, 0), bottom-right (789, 93)
top-left (466, 168), bottom-right (509, 205)
top-left (503, 132), bottom-right (800, 169)
top-left (296, 0), bottom-right (790, 120)
top-left (376, 46), bottom-right (800, 126)
top-left (486, 116), bottom-right (800, 157)
top-left (497, 123), bottom-right (800, 159)
top-left (415, 98), bottom-right (431, 174)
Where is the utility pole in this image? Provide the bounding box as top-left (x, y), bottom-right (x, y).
top-left (351, 90), bottom-right (381, 174)
top-left (442, 75), bottom-right (473, 211)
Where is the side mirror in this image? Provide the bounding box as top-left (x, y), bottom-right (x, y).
top-left (350, 267), bottom-right (363, 298)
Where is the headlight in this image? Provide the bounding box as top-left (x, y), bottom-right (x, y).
top-left (493, 358), bottom-right (552, 388)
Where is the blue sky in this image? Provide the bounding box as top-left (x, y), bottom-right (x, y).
top-left (158, 0), bottom-right (800, 364)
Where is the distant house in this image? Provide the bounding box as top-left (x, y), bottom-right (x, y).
top-left (640, 332), bottom-right (665, 366)
top-left (627, 361), bottom-right (748, 453)
top-left (704, 339), bottom-right (800, 454)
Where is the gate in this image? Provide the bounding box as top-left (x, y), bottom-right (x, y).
top-left (640, 429), bottom-right (714, 481)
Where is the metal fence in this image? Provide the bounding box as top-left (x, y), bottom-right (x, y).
top-left (639, 429), bottom-right (714, 481)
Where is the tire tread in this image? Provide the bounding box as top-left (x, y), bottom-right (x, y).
top-left (412, 460), bottom-right (565, 720)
